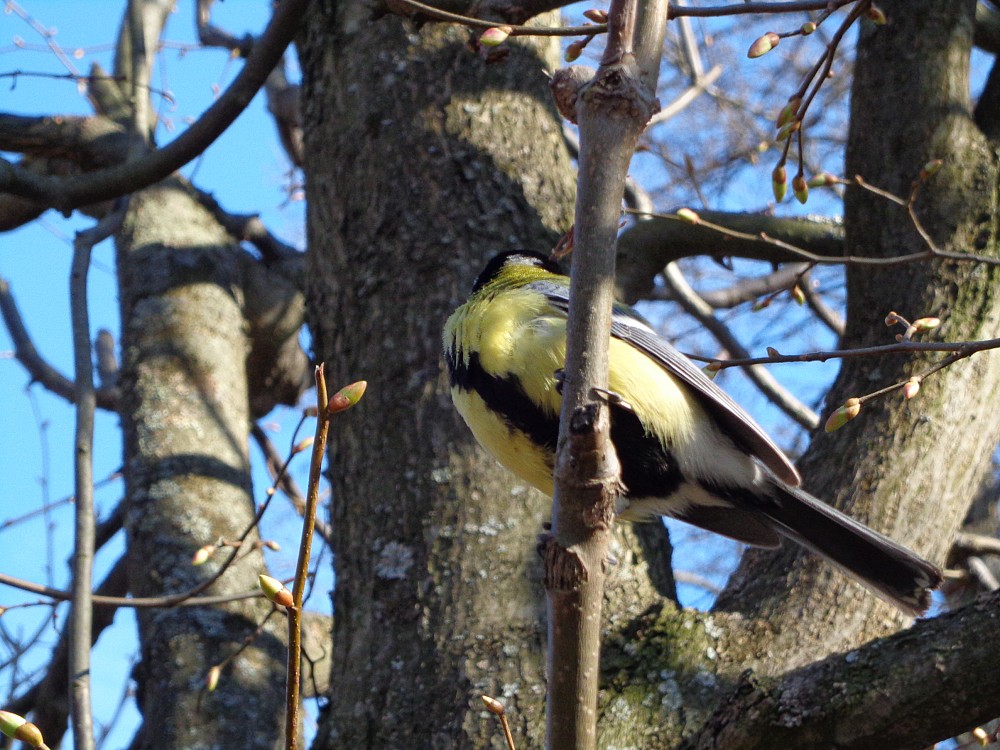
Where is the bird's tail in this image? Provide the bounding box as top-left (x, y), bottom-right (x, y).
top-left (759, 477), bottom-right (942, 616)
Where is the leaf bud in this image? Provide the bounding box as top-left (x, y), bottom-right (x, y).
top-left (772, 165), bottom-right (787, 202)
top-left (479, 26), bottom-right (512, 47)
top-left (564, 39), bottom-right (587, 63)
top-left (920, 159), bottom-right (943, 179)
top-left (191, 544), bottom-right (216, 566)
top-left (807, 172), bottom-right (839, 187)
top-left (0, 712), bottom-right (48, 749)
top-left (866, 4), bottom-right (887, 24)
top-left (902, 378), bottom-right (920, 400)
top-left (206, 665), bottom-right (222, 692)
top-left (776, 97), bottom-right (800, 128)
top-left (481, 695), bottom-right (505, 715)
top-left (258, 574), bottom-right (294, 608)
top-left (825, 398), bottom-right (861, 432)
top-left (328, 380), bottom-right (367, 415)
top-left (747, 32), bottom-right (780, 59)
top-left (793, 174), bottom-right (809, 204)
top-left (676, 208), bottom-right (700, 225)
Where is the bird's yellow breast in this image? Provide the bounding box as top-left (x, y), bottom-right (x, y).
top-left (445, 284), bottom-right (713, 496)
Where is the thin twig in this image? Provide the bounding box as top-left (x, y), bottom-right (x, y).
top-left (693, 336), bottom-right (1000, 369)
top-left (0, 571), bottom-right (269, 608)
top-left (68, 211), bottom-right (122, 750)
top-left (286, 367), bottom-right (331, 750)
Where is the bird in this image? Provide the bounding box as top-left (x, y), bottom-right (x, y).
top-left (442, 250), bottom-right (943, 615)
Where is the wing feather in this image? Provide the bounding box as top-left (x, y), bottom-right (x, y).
top-left (528, 279), bottom-right (801, 486)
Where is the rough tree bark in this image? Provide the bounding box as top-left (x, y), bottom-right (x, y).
top-left (116, 180), bottom-right (288, 750)
top-left (301, 2), bottom-right (668, 746)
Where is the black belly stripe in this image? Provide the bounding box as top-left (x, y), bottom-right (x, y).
top-left (447, 337), bottom-right (685, 499)
top-left (447, 342), bottom-right (560, 453)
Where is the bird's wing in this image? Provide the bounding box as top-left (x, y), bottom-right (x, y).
top-left (530, 279), bottom-right (802, 486)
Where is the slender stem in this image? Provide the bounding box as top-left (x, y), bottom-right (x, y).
top-left (546, 0), bottom-right (664, 746)
top-left (67, 213), bottom-right (120, 750)
top-left (285, 365), bottom-right (332, 750)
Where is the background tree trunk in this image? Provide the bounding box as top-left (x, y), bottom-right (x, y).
top-left (715, 0), bottom-right (1000, 672)
top-left (117, 180), bottom-right (288, 750)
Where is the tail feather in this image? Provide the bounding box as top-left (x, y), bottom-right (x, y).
top-left (758, 478), bottom-right (942, 616)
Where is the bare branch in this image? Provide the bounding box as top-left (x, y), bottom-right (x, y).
top-left (68, 211), bottom-right (123, 750)
top-left (0, 0), bottom-right (309, 212)
top-left (682, 591), bottom-right (1000, 750)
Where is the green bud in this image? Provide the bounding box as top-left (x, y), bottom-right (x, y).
top-left (793, 175), bottom-right (809, 204)
top-left (328, 380), bottom-right (367, 414)
top-left (772, 165), bottom-right (787, 202)
top-left (825, 398), bottom-right (861, 432)
top-left (747, 32), bottom-right (780, 59)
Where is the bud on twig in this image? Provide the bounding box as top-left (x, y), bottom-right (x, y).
top-left (807, 172), bottom-right (840, 188)
top-left (919, 159), bottom-right (943, 180)
top-left (911, 317), bottom-right (940, 332)
top-left (772, 165), bottom-right (787, 202)
top-left (776, 97), bottom-right (800, 128)
top-left (676, 208), bottom-right (700, 225)
top-left (793, 174), bottom-right (809, 204)
top-left (206, 665), bottom-right (222, 692)
top-left (328, 381), bottom-right (367, 415)
top-left (192, 544), bottom-right (216, 566)
top-left (564, 39), bottom-right (587, 63)
top-left (479, 26), bottom-right (512, 47)
top-left (747, 32), bottom-right (780, 59)
top-left (865, 4), bottom-right (887, 24)
top-left (258, 574), bottom-right (294, 608)
top-left (902, 378), bottom-right (921, 400)
top-left (0, 711), bottom-right (49, 749)
top-left (825, 398), bottom-right (861, 432)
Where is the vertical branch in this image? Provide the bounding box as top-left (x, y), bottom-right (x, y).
top-left (285, 369), bottom-right (364, 750)
top-left (546, 0), bottom-right (666, 748)
top-left (68, 211), bottom-right (121, 750)
top-left (284, 367), bottom-right (330, 750)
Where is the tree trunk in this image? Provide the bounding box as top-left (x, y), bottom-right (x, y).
top-left (716, 0), bottom-right (1000, 671)
top-left (117, 180), bottom-right (288, 750)
top-left (299, 3), bottom-right (671, 746)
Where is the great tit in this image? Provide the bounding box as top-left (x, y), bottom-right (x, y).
top-left (443, 250), bottom-right (942, 615)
